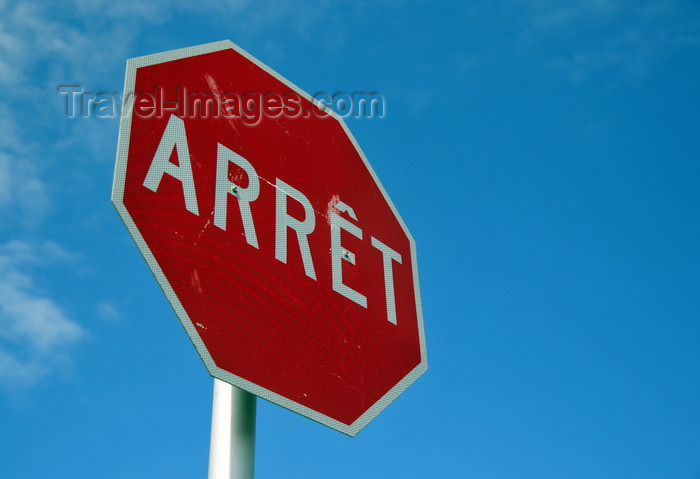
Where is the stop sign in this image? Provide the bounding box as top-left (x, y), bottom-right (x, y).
top-left (112, 40), bottom-right (426, 436)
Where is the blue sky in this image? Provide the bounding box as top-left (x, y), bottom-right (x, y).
top-left (1, 0), bottom-right (699, 477)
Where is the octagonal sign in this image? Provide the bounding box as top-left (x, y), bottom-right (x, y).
top-left (112, 40), bottom-right (427, 436)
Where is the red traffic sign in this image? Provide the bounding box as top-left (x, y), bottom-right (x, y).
top-left (112, 40), bottom-right (426, 436)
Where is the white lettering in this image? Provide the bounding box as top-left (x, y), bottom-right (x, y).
top-left (370, 237), bottom-right (402, 324)
top-left (140, 124), bottom-right (406, 323)
top-left (275, 179), bottom-right (317, 280)
top-left (214, 143), bottom-right (260, 248)
top-left (330, 201), bottom-right (367, 308)
top-left (143, 115), bottom-right (200, 216)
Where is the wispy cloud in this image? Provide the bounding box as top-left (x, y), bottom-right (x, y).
top-left (524, 0), bottom-right (618, 32)
top-left (0, 153), bottom-right (51, 229)
top-left (515, 0), bottom-right (700, 80)
top-left (0, 240), bottom-right (85, 388)
top-left (97, 300), bottom-right (122, 322)
top-left (0, 0), bottom-right (339, 93)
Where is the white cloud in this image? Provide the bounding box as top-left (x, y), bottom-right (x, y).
top-left (0, 282), bottom-right (82, 353)
top-left (0, 349), bottom-right (45, 387)
top-left (0, 240), bottom-right (85, 388)
top-left (0, 152), bottom-right (50, 229)
top-left (0, 0), bottom-right (325, 92)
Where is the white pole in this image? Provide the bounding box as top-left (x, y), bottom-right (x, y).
top-left (208, 378), bottom-right (256, 479)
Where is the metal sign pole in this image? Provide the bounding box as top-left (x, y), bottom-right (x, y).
top-left (208, 379), bottom-right (256, 479)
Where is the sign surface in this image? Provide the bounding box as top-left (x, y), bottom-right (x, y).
top-left (112, 40), bottom-right (426, 436)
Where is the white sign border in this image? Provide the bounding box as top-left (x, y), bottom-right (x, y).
top-left (112, 39), bottom-right (427, 437)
